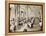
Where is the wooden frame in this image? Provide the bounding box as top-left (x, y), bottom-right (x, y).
top-left (5, 1), bottom-right (45, 36)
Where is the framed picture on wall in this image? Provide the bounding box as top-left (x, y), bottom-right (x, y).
top-left (5, 1), bottom-right (45, 36)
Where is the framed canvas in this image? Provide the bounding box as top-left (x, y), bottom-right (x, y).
top-left (5, 1), bottom-right (45, 36)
